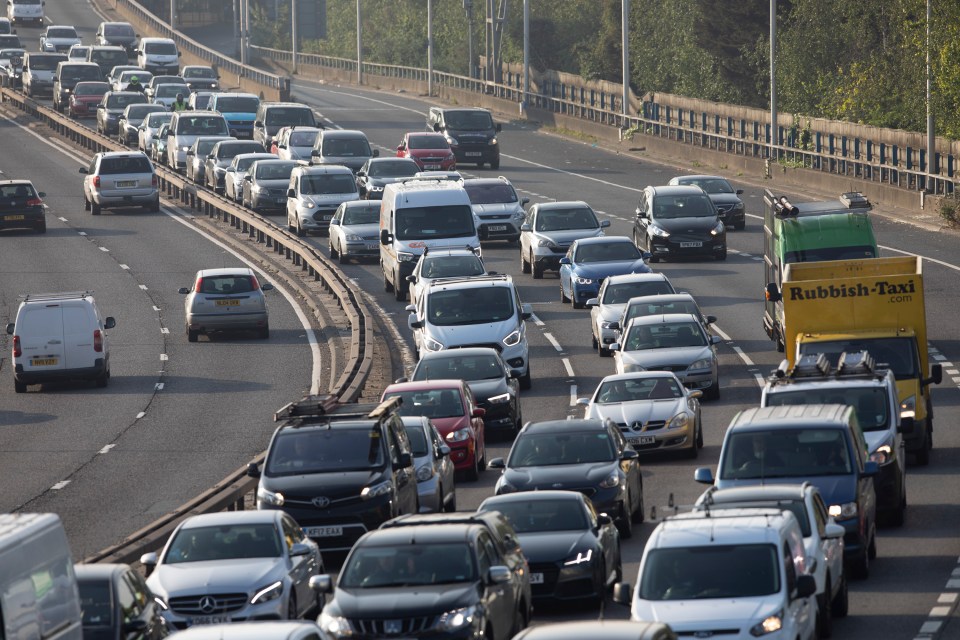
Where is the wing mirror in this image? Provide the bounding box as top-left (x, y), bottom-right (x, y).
top-left (600, 220), bottom-right (611, 228)
top-left (765, 282), bottom-right (782, 303)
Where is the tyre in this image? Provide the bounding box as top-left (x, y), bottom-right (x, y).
top-left (337, 245), bottom-right (347, 264)
top-left (831, 573), bottom-right (849, 617)
top-left (519, 366), bottom-right (531, 391)
top-left (696, 418), bottom-right (704, 448)
top-left (819, 589), bottom-right (833, 638)
top-left (14, 379), bottom-right (26, 393)
top-left (444, 488), bottom-right (457, 512)
top-left (187, 327), bottom-right (199, 343)
top-left (490, 157), bottom-right (500, 170)
top-left (35, 221), bottom-right (46, 233)
top-left (149, 198), bottom-right (160, 212)
top-left (383, 270), bottom-right (394, 292)
top-left (91, 200), bottom-right (101, 215)
top-left (393, 273), bottom-right (406, 301)
top-left (83, 196), bottom-right (90, 211)
top-left (286, 593), bottom-right (298, 620)
top-left (867, 527), bottom-right (877, 560)
top-left (591, 334), bottom-right (598, 350)
top-left (572, 294), bottom-right (585, 309)
top-left (715, 248), bottom-right (727, 261)
top-left (531, 253), bottom-right (543, 279)
top-left (520, 250), bottom-right (531, 274)
top-left (466, 453), bottom-right (480, 481)
top-left (617, 498), bottom-right (633, 539)
top-left (329, 240), bottom-right (339, 259)
top-left (850, 549), bottom-right (869, 580)
top-left (258, 323), bottom-right (270, 340)
top-left (686, 437), bottom-right (700, 459)
top-left (631, 485), bottom-right (645, 523)
top-left (705, 378), bottom-right (720, 400)
top-left (736, 220), bottom-right (746, 231)
top-left (560, 284), bottom-right (570, 303)
top-left (915, 428), bottom-right (931, 466)
top-left (95, 370), bottom-right (109, 388)
top-left (296, 219), bottom-right (305, 237)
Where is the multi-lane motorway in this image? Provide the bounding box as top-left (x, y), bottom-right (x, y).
top-left (3, 2), bottom-right (960, 637)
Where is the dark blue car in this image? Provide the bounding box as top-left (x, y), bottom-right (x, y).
top-left (559, 236), bottom-right (652, 309)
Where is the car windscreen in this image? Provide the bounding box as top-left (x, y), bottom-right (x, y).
top-left (464, 182), bottom-right (518, 205)
top-left (594, 376), bottom-right (682, 404)
top-left (264, 107), bottom-right (315, 126)
top-left (125, 104), bottom-right (160, 120)
top-left (720, 428), bottom-right (853, 481)
top-left (74, 81), bottom-right (109, 96)
top-left (98, 156), bottom-right (152, 174)
top-left (408, 135), bottom-right (449, 150)
top-left (163, 523), bottom-right (282, 563)
top-left (420, 255), bottom-right (484, 279)
top-left (653, 195), bottom-right (716, 218)
top-left (624, 299), bottom-right (700, 324)
top-left (300, 173), bottom-right (357, 195)
top-left (508, 431), bottom-right (615, 467)
top-left (574, 241), bottom-right (642, 264)
top-left (624, 320), bottom-right (706, 351)
top-left (63, 65), bottom-right (101, 82)
top-left (177, 116), bottom-right (228, 135)
top-left (602, 281), bottom-right (674, 305)
top-left (144, 41), bottom-right (177, 55)
top-left (427, 286), bottom-right (514, 326)
top-left (340, 543), bottom-right (477, 588)
top-left (217, 142), bottom-right (263, 159)
top-left (289, 130), bottom-right (319, 147)
top-left (184, 66), bottom-right (215, 78)
top-left (443, 110), bottom-right (494, 130)
top-left (155, 84), bottom-right (181, 97)
top-left (321, 136), bottom-right (371, 157)
top-left (0, 37), bottom-right (21, 49)
top-left (104, 24), bottom-right (135, 37)
top-left (535, 206), bottom-right (598, 231)
top-left (413, 353), bottom-right (504, 382)
top-left (254, 162), bottom-right (296, 180)
top-left (192, 94), bottom-right (212, 110)
top-left (234, 155), bottom-right (270, 171)
top-left (403, 425), bottom-right (431, 456)
top-left (367, 159), bottom-right (418, 178)
top-left (395, 204), bottom-right (475, 240)
top-left (216, 96), bottom-right (260, 113)
top-left (677, 177), bottom-right (734, 194)
top-left (383, 389), bottom-right (465, 419)
top-left (639, 545), bottom-right (779, 600)
top-left (145, 112), bottom-right (172, 127)
top-left (265, 427), bottom-right (385, 474)
top-left (342, 205), bottom-right (380, 225)
top-left (28, 55), bottom-right (64, 70)
top-left (484, 498), bottom-right (587, 533)
top-left (107, 93), bottom-right (146, 109)
top-left (48, 28), bottom-right (77, 39)
top-left (91, 51), bottom-right (126, 67)
top-left (784, 245), bottom-right (878, 263)
top-left (77, 580), bottom-right (113, 626)
top-left (196, 139), bottom-right (224, 155)
top-left (765, 387), bottom-right (890, 432)
top-left (798, 338), bottom-right (918, 380)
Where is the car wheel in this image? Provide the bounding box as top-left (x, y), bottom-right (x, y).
top-left (715, 248), bottom-right (727, 261)
top-left (686, 435), bottom-right (700, 459)
top-left (286, 593), bottom-right (298, 620)
top-left (831, 573), bottom-right (849, 617)
top-left (531, 254), bottom-right (543, 279)
top-left (95, 370), bottom-right (109, 388)
top-left (35, 220), bottom-right (46, 233)
top-left (705, 378), bottom-right (720, 400)
top-left (519, 365), bottom-right (531, 391)
top-left (14, 379), bottom-right (26, 393)
top-left (819, 589), bottom-right (834, 638)
top-left (83, 196), bottom-right (90, 211)
top-left (591, 334), bottom-right (598, 349)
top-left (867, 526), bottom-right (877, 560)
top-left (696, 417), bottom-right (704, 449)
top-left (393, 272), bottom-right (406, 302)
top-left (337, 245), bottom-right (347, 264)
top-left (850, 548), bottom-right (869, 580)
top-left (490, 157), bottom-right (500, 170)
top-left (296, 219), bottom-right (306, 237)
top-left (560, 284), bottom-right (570, 303)
top-left (572, 295), bottom-right (585, 310)
top-left (616, 498), bottom-right (633, 539)
top-left (187, 327), bottom-right (199, 343)
top-left (466, 452), bottom-right (480, 482)
top-left (445, 487), bottom-right (457, 512)
top-left (149, 197), bottom-right (160, 213)
top-left (91, 200), bottom-right (101, 215)
top-left (329, 239), bottom-right (339, 259)
top-left (520, 249), bottom-right (531, 274)
top-left (383, 270), bottom-right (394, 293)
top-left (915, 428), bottom-right (931, 466)
top-left (631, 484), bottom-right (645, 523)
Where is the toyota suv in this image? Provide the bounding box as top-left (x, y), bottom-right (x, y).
top-left (519, 200), bottom-right (610, 278)
top-left (248, 396), bottom-right (419, 556)
top-left (427, 106), bottom-right (501, 169)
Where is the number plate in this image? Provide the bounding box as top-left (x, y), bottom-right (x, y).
top-left (31, 358), bottom-right (58, 366)
top-left (529, 573), bottom-right (544, 584)
top-left (4, 215), bottom-right (25, 220)
top-left (487, 225), bottom-right (508, 232)
top-left (465, 152), bottom-right (482, 157)
top-left (190, 616), bottom-right (230, 626)
top-left (629, 436), bottom-right (656, 446)
top-left (679, 241), bottom-right (703, 248)
top-left (365, 243), bottom-right (379, 250)
top-left (275, 197), bottom-right (286, 204)
top-left (115, 180), bottom-right (137, 188)
top-left (305, 525), bottom-right (343, 538)
top-left (215, 299), bottom-right (240, 306)
top-left (322, 214), bottom-right (333, 220)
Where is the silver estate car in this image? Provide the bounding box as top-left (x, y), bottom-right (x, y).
top-left (242, 159), bottom-right (298, 214)
top-left (401, 415), bottom-right (456, 513)
top-left (137, 111), bottom-right (173, 153)
top-left (141, 510), bottom-right (325, 630)
top-left (80, 151), bottom-right (159, 214)
top-left (612, 313), bottom-right (722, 400)
top-left (178, 267), bottom-right (274, 341)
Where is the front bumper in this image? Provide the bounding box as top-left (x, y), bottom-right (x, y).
top-left (250, 192), bottom-right (288, 212)
top-left (341, 239), bottom-right (381, 259)
top-left (838, 516), bottom-right (867, 563)
top-left (571, 282), bottom-right (601, 305)
top-left (528, 559), bottom-right (602, 602)
top-left (447, 439), bottom-right (478, 473)
top-left (27, 80), bottom-right (54, 95)
top-left (477, 218), bottom-right (522, 240)
top-left (157, 591), bottom-right (288, 631)
top-left (618, 422), bottom-right (695, 454)
top-left (531, 247), bottom-right (568, 272)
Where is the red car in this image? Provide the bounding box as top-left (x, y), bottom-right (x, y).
top-left (69, 81), bottom-right (110, 118)
top-left (396, 132), bottom-right (457, 172)
top-left (382, 379), bottom-right (486, 480)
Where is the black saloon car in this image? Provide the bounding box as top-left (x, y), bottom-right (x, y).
top-left (633, 185), bottom-right (727, 262)
top-left (488, 419), bottom-right (644, 538)
top-left (668, 174), bottom-right (746, 230)
top-left (479, 491), bottom-right (621, 606)
top-left (75, 563), bottom-right (168, 640)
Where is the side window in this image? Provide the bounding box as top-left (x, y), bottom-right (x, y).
top-left (583, 499), bottom-right (599, 528)
top-left (811, 495), bottom-right (828, 537)
top-left (384, 423), bottom-right (400, 465)
top-left (123, 572), bottom-right (147, 615)
top-left (782, 542), bottom-right (797, 596)
top-left (116, 573), bottom-right (139, 622)
top-left (392, 417), bottom-right (412, 456)
top-left (281, 514), bottom-right (304, 549)
top-left (608, 423), bottom-right (627, 451)
top-left (476, 533), bottom-right (497, 574)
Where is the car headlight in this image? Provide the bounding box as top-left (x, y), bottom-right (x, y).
top-left (416, 464), bottom-right (434, 481)
top-left (502, 329), bottom-right (522, 347)
top-left (487, 392), bottom-right (511, 404)
top-left (436, 605), bottom-right (478, 631)
top-left (575, 277), bottom-right (594, 285)
top-left (513, 210), bottom-right (525, 219)
top-left (829, 502), bottom-right (858, 519)
top-left (446, 427), bottom-right (472, 443)
top-left (445, 136), bottom-right (458, 146)
top-left (369, 185), bottom-right (383, 192)
top-left (488, 138), bottom-right (498, 146)
top-left (870, 444), bottom-right (893, 465)
top-left (153, 596), bottom-right (168, 611)
top-left (344, 233), bottom-right (363, 242)
top-left (497, 480), bottom-right (518, 494)
top-left (210, 82), bottom-right (218, 88)
top-left (398, 251), bottom-right (417, 262)
top-left (422, 336), bottom-right (445, 352)
top-left (649, 225), bottom-right (670, 238)
top-left (666, 412), bottom-right (689, 430)
top-left (688, 357), bottom-right (712, 372)
top-left (302, 200), bottom-right (316, 208)
top-left (536, 238), bottom-right (558, 248)
top-left (361, 480), bottom-right (393, 499)
top-left (563, 549), bottom-right (593, 566)
top-left (180, 145), bottom-right (190, 151)
top-left (250, 580), bottom-right (283, 605)
top-left (734, 202), bottom-right (745, 211)
top-left (256, 486), bottom-right (285, 507)
top-left (622, 363), bottom-right (646, 373)
top-left (598, 470), bottom-right (620, 489)
top-left (900, 395), bottom-right (916, 415)
top-left (318, 611), bottom-right (355, 637)
top-left (749, 610), bottom-right (783, 636)
top-left (600, 321), bottom-right (617, 329)
top-left (710, 221), bottom-right (725, 236)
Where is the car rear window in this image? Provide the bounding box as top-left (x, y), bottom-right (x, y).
top-left (28, 55), bottom-right (65, 70)
top-left (99, 156), bottom-right (152, 175)
top-left (144, 41), bottom-right (177, 55)
top-left (215, 96), bottom-right (260, 113)
top-left (264, 106), bottom-right (316, 127)
top-left (255, 162), bottom-right (296, 180)
top-left (107, 93), bottom-right (147, 109)
top-left (196, 274), bottom-right (256, 294)
top-left (74, 81), bottom-right (109, 96)
top-left (90, 50), bottom-right (126, 67)
top-left (176, 115), bottom-right (228, 135)
top-left (300, 173), bottom-right (356, 195)
top-left (47, 27), bottom-right (77, 39)
top-left (104, 24), bottom-right (135, 38)
top-left (78, 581), bottom-right (113, 626)
top-left (61, 65), bottom-right (101, 83)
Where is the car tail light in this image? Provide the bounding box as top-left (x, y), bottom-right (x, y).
top-left (93, 176), bottom-right (101, 188)
top-left (151, 174), bottom-right (158, 188)
top-left (194, 276), bottom-right (203, 291)
top-left (93, 330), bottom-right (103, 353)
top-left (13, 335), bottom-right (21, 358)
top-left (26, 197), bottom-right (42, 206)
top-left (249, 276), bottom-right (261, 291)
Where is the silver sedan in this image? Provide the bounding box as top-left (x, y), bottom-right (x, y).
top-left (401, 416), bottom-right (456, 512)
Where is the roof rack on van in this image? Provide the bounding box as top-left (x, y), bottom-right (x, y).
top-left (20, 291), bottom-right (94, 302)
top-left (769, 350), bottom-right (889, 384)
top-left (422, 244), bottom-right (476, 256)
top-left (839, 192), bottom-right (871, 209)
top-left (426, 274), bottom-right (512, 288)
top-left (275, 394), bottom-right (403, 425)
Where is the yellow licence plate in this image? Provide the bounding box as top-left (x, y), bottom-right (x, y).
top-left (5, 215), bottom-right (25, 221)
top-left (32, 358), bottom-right (58, 366)
top-left (215, 299), bottom-right (240, 306)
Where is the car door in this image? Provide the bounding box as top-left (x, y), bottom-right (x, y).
top-left (280, 514), bottom-right (317, 612)
top-left (849, 425), bottom-right (877, 542)
top-left (62, 300), bottom-right (97, 371)
top-left (18, 304), bottom-right (66, 374)
top-left (430, 423), bottom-right (454, 503)
top-left (782, 541), bottom-right (815, 638)
top-left (634, 191), bottom-right (651, 250)
top-left (559, 244), bottom-right (574, 295)
top-left (475, 531), bottom-right (513, 640)
top-left (812, 492), bottom-right (843, 598)
top-left (585, 500), bottom-right (618, 582)
top-left (123, 569), bottom-right (166, 640)
top-left (464, 385), bottom-right (485, 462)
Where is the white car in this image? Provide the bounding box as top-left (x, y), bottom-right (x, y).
top-left (38, 26), bottom-right (81, 53)
top-left (586, 272), bottom-right (676, 356)
top-left (67, 44), bottom-right (91, 62)
top-left (112, 69), bottom-right (154, 92)
top-left (137, 111), bottom-right (173, 152)
top-left (401, 415), bottom-right (456, 513)
top-left (141, 511), bottom-right (324, 628)
top-left (327, 200), bottom-right (382, 263)
top-left (694, 484), bottom-right (848, 638)
top-left (272, 125), bottom-right (322, 161)
top-left (151, 82), bottom-right (185, 109)
top-left (406, 246), bottom-right (488, 306)
top-left (285, 164), bottom-right (360, 236)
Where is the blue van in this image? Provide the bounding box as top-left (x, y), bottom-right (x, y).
top-left (208, 92), bottom-right (260, 140)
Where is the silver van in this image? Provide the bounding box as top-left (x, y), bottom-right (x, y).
top-left (309, 129), bottom-right (377, 172)
top-left (166, 110), bottom-right (230, 171)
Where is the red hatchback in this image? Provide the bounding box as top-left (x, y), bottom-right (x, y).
top-left (396, 132), bottom-right (457, 172)
top-left (382, 379), bottom-right (486, 480)
top-left (69, 80), bottom-right (110, 118)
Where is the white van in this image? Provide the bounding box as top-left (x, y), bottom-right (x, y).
top-left (5, 291), bottom-right (116, 393)
top-left (6, 0), bottom-right (44, 26)
top-left (136, 36), bottom-right (180, 75)
top-left (0, 513), bottom-right (83, 640)
top-left (379, 179), bottom-right (480, 301)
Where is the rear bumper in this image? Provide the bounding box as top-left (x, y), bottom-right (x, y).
top-left (14, 359), bottom-right (106, 384)
top-left (92, 190), bottom-right (160, 208)
top-left (187, 312), bottom-right (269, 333)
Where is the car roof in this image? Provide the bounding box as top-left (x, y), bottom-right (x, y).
top-left (74, 563), bottom-right (128, 581)
top-left (214, 92), bottom-right (260, 99)
top-left (626, 292), bottom-right (696, 305)
top-left (650, 508), bottom-right (797, 548)
top-left (515, 620), bottom-right (673, 640)
top-left (671, 174), bottom-right (728, 182)
top-left (436, 107), bottom-right (490, 113)
top-left (729, 404), bottom-right (854, 430)
top-left (426, 275), bottom-right (513, 291)
top-left (406, 131), bottom-right (445, 139)
top-left (460, 177), bottom-right (513, 186)
top-left (416, 347), bottom-right (499, 361)
top-left (522, 419), bottom-right (606, 434)
top-left (648, 185), bottom-right (707, 196)
top-left (252, 159), bottom-right (297, 167)
top-left (295, 164), bottom-right (354, 175)
top-left (360, 523), bottom-right (479, 546)
top-left (97, 151), bottom-right (151, 159)
top-left (421, 248), bottom-right (478, 258)
top-left (233, 152), bottom-right (275, 161)
top-left (159, 622), bottom-right (323, 640)
top-left (342, 200), bottom-right (379, 210)
top-left (179, 510), bottom-right (280, 529)
top-left (571, 235), bottom-right (632, 247)
top-left (481, 490), bottom-right (585, 506)
top-left (197, 267), bottom-right (256, 278)
top-left (604, 272), bottom-right (669, 285)
top-left (624, 312), bottom-right (700, 328)
top-left (705, 484), bottom-right (813, 504)
top-left (384, 379), bottom-right (465, 393)
top-left (598, 371), bottom-right (680, 384)
top-left (535, 200), bottom-right (591, 210)
top-left (0, 179), bottom-right (35, 187)
top-left (321, 129), bottom-right (368, 139)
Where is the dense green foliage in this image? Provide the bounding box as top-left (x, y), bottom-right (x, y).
top-left (252, 0), bottom-right (959, 138)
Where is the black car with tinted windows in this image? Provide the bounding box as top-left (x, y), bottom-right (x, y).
top-left (75, 563), bottom-right (168, 640)
top-left (0, 179), bottom-right (45, 233)
top-left (633, 185), bottom-right (727, 262)
top-left (248, 396), bottom-right (419, 557)
top-left (427, 106), bottom-right (501, 169)
top-left (355, 156), bottom-right (419, 199)
top-left (312, 522), bottom-right (529, 640)
top-left (668, 174), bottom-right (746, 230)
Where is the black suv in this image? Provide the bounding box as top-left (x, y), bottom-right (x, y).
top-left (427, 106), bottom-right (501, 169)
top-left (248, 395), bottom-right (419, 555)
top-left (313, 522), bottom-right (530, 640)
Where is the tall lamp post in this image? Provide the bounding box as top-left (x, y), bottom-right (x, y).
top-left (621, 0), bottom-right (630, 121)
top-left (926, 0), bottom-right (935, 191)
top-left (356, 0), bottom-right (362, 85)
top-left (769, 0), bottom-right (778, 161)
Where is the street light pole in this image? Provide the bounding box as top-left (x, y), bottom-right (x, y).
top-left (427, 0), bottom-right (434, 97)
top-left (356, 0), bottom-right (362, 85)
top-left (769, 0), bottom-right (778, 160)
top-left (464, 0), bottom-right (474, 79)
top-left (926, 0), bottom-right (935, 190)
top-left (621, 0), bottom-right (630, 120)
top-left (291, 0), bottom-right (298, 75)
top-left (522, 0), bottom-right (529, 111)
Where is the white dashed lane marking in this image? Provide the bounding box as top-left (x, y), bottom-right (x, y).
top-left (543, 332), bottom-right (563, 352)
top-left (51, 481), bottom-right (70, 490)
top-left (98, 444), bottom-right (116, 455)
top-left (562, 358), bottom-right (575, 378)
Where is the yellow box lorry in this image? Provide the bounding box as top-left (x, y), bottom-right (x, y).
top-left (766, 256), bottom-right (942, 464)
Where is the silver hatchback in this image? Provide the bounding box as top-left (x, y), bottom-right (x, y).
top-left (79, 151), bottom-right (159, 214)
top-left (178, 267), bottom-right (274, 342)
